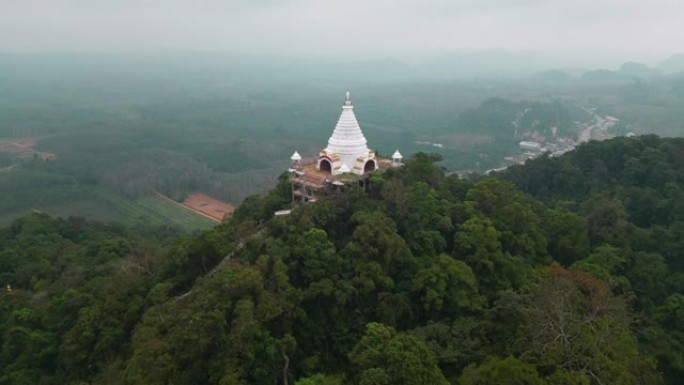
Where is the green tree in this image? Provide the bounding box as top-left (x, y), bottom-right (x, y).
top-left (460, 355), bottom-right (545, 385)
top-left (583, 196), bottom-right (629, 246)
top-left (411, 254), bottom-right (482, 320)
top-left (294, 373), bottom-right (343, 385)
top-left (454, 216), bottom-right (526, 295)
top-left (399, 182), bottom-right (454, 257)
top-left (543, 209), bottom-right (589, 266)
top-left (349, 323), bottom-right (448, 385)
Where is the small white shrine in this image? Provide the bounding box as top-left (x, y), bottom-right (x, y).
top-left (317, 91), bottom-right (376, 175)
top-left (290, 150), bottom-right (302, 170)
top-left (392, 150), bottom-right (403, 167)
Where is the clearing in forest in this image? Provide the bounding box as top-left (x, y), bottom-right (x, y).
top-left (0, 138), bottom-right (56, 161)
top-left (182, 193), bottom-right (235, 222)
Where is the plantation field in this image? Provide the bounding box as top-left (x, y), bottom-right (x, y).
top-left (0, 187), bottom-right (216, 231)
top-left (94, 189), bottom-right (216, 231)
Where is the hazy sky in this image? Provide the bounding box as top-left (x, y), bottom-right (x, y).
top-left (1, 0), bottom-right (682, 63)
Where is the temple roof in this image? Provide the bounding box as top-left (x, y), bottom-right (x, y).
top-left (291, 151), bottom-right (302, 161)
top-left (325, 91), bottom-right (370, 156)
top-left (392, 150), bottom-right (403, 159)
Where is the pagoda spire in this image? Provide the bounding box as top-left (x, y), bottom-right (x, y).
top-left (325, 91), bottom-right (368, 156)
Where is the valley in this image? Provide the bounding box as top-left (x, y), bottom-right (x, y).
top-left (0, 54), bottom-right (682, 230)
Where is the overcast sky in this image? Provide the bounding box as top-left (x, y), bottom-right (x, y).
top-left (1, 0), bottom-right (682, 64)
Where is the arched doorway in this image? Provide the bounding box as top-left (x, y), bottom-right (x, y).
top-left (364, 160), bottom-right (376, 173)
top-left (319, 159), bottom-right (332, 173)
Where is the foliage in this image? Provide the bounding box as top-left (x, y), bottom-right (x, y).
top-left (460, 355), bottom-right (546, 385)
top-left (348, 323), bottom-right (449, 385)
top-left (1, 138), bottom-right (683, 384)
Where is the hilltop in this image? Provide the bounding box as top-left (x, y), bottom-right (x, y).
top-left (1, 135), bottom-right (683, 384)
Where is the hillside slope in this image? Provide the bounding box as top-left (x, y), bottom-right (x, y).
top-left (1, 138), bottom-right (683, 384)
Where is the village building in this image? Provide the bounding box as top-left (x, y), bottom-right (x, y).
top-left (289, 92), bottom-right (401, 202)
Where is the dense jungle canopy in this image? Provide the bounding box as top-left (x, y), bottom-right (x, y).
top-left (1, 135), bottom-right (683, 385)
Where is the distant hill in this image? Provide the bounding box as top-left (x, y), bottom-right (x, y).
top-left (581, 69), bottom-right (617, 81)
top-left (659, 53), bottom-right (684, 74)
top-left (457, 97), bottom-right (586, 138)
top-left (417, 49), bottom-right (552, 78)
top-left (581, 62), bottom-right (662, 82)
top-left (618, 61), bottom-right (662, 79)
top-left (534, 69), bottom-right (571, 82)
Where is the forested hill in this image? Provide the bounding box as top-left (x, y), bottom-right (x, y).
top-left (1, 137), bottom-right (683, 385)
top-left (456, 97), bottom-right (583, 137)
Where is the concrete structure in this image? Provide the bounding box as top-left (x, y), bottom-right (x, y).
top-left (317, 91), bottom-right (376, 176)
top-left (519, 141), bottom-right (542, 151)
top-left (289, 91), bottom-right (394, 203)
top-left (290, 151), bottom-right (302, 169)
top-left (392, 150), bottom-right (403, 167)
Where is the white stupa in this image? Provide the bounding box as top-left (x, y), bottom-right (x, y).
top-left (318, 91), bottom-right (376, 175)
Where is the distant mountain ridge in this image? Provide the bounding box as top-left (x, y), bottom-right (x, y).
top-left (581, 61), bottom-right (663, 82)
top-left (2, 51), bottom-right (683, 80)
top-left (619, 61), bottom-right (662, 78)
top-left (659, 53), bottom-right (684, 74)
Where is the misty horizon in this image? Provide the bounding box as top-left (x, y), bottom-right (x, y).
top-left (2, 0), bottom-right (683, 69)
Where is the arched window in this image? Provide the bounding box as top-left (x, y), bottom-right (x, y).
top-left (364, 160), bottom-right (376, 173)
top-left (319, 159), bottom-right (332, 173)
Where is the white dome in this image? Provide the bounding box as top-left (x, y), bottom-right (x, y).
top-left (291, 151), bottom-right (302, 161)
top-left (392, 150), bottom-right (403, 159)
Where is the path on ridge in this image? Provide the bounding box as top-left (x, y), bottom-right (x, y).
top-left (172, 227), bottom-right (267, 302)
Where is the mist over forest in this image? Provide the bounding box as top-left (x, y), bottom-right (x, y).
top-left (3, 134), bottom-right (684, 384)
top-left (1, 6), bottom-right (684, 381)
top-left (0, 51), bottom-right (683, 226)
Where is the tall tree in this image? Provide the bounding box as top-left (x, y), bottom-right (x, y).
top-left (348, 323), bottom-right (449, 385)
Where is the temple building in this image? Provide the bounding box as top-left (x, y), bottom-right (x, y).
top-left (318, 91), bottom-right (376, 175)
top-left (289, 91), bottom-right (402, 203)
